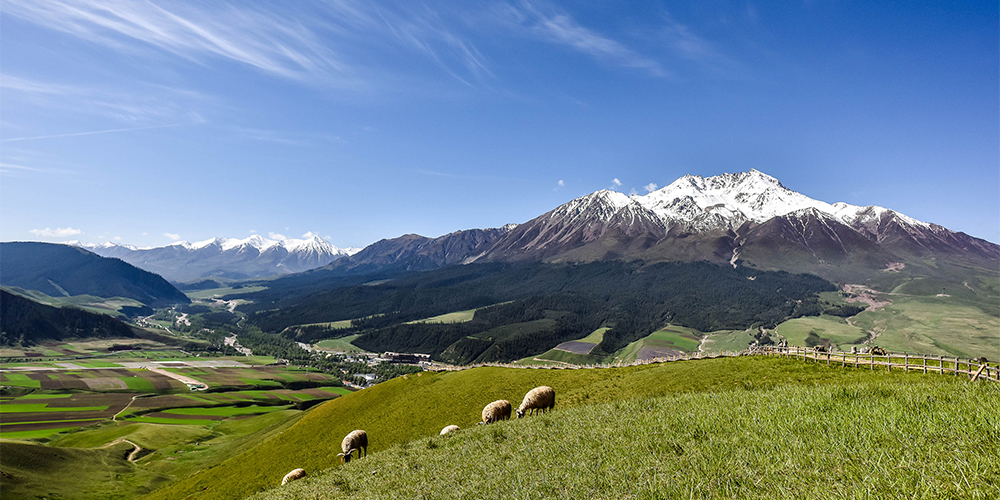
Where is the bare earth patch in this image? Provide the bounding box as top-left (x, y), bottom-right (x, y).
top-left (636, 346), bottom-right (683, 360)
top-left (842, 284), bottom-right (892, 311)
top-left (553, 341), bottom-right (597, 355)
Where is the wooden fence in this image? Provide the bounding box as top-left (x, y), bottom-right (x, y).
top-left (760, 346), bottom-right (999, 383)
top-left (428, 346), bottom-right (998, 384)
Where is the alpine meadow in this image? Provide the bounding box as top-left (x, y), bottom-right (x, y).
top-left (1, 2), bottom-right (997, 500)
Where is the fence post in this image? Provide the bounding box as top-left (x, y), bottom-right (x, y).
top-left (954, 357), bottom-right (960, 376)
top-left (870, 352), bottom-right (874, 371)
top-left (922, 355), bottom-right (927, 374)
top-left (887, 353), bottom-right (891, 372)
top-left (938, 355), bottom-right (944, 375)
top-left (904, 353), bottom-right (908, 372)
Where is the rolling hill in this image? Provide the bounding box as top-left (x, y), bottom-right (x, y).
top-left (0, 242), bottom-right (189, 308)
top-left (137, 356), bottom-right (1000, 500)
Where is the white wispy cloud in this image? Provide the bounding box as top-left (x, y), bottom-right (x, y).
top-left (557, 179), bottom-right (565, 187)
top-left (269, 232), bottom-right (287, 240)
top-left (30, 227), bottom-right (82, 238)
top-left (612, 178), bottom-right (622, 187)
top-left (2, 0), bottom-right (356, 86)
top-left (644, 182), bottom-right (659, 193)
top-left (1, 74), bottom-right (210, 123)
top-left (502, 2), bottom-right (666, 77)
top-left (1, 124), bottom-right (183, 143)
top-left (164, 232), bottom-right (181, 240)
top-left (301, 231), bottom-right (319, 238)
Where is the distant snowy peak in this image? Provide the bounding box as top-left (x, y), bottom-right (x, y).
top-left (545, 169), bottom-right (934, 233)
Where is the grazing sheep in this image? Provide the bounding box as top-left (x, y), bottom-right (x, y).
top-left (337, 429), bottom-right (368, 463)
top-left (516, 386), bottom-right (555, 418)
top-left (281, 468), bottom-right (306, 485)
top-left (477, 399), bottom-right (512, 425)
top-left (814, 345), bottom-right (828, 353)
top-left (440, 425), bottom-right (460, 436)
top-left (870, 346), bottom-right (888, 356)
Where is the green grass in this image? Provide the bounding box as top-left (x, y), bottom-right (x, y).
top-left (613, 325), bottom-right (704, 362)
top-left (72, 360), bottom-right (123, 368)
top-left (144, 355), bottom-right (978, 500)
top-left (122, 376), bottom-right (157, 391)
top-left (850, 295), bottom-right (999, 357)
top-left (0, 427), bottom-right (82, 440)
top-left (1, 418), bottom-right (103, 426)
top-left (576, 326), bottom-right (609, 344)
top-left (0, 373), bottom-right (41, 388)
top-left (164, 405), bottom-right (291, 417)
top-left (406, 308), bottom-right (478, 324)
top-left (315, 334), bottom-right (365, 353)
top-left (14, 393), bottom-right (74, 400)
top-left (128, 416), bottom-right (217, 426)
top-left (251, 378), bottom-right (1000, 500)
top-left (775, 315), bottom-right (868, 350)
top-left (0, 404), bottom-right (110, 413)
top-left (701, 329), bottom-right (758, 352)
top-left (0, 439), bottom-right (139, 499)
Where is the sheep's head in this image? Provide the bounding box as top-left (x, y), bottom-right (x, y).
top-left (515, 409), bottom-right (525, 419)
top-left (338, 450), bottom-right (354, 463)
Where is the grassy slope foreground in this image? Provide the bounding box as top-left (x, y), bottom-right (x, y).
top-left (143, 357), bottom-right (999, 500)
top-left (257, 380), bottom-right (1000, 500)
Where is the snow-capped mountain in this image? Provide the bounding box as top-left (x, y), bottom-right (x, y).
top-left (472, 170), bottom-right (997, 282)
top-left (74, 235), bottom-right (360, 283)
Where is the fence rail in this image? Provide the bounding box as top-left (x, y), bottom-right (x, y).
top-left (428, 346), bottom-right (998, 384)
top-left (760, 346), bottom-right (999, 383)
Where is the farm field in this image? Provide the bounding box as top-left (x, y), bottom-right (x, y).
top-left (314, 334), bottom-right (366, 353)
top-left (848, 295), bottom-right (999, 358)
top-left (518, 327), bottom-right (610, 365)
top-left (613, 325), bottom-right (703, 362)
top-left (774, 315), bottom-right (868, 350)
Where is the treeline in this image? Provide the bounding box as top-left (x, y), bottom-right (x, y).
top-left (244, 261), bottom-right (837, 364)
top-left (0, 290), bottom-right (136, 346)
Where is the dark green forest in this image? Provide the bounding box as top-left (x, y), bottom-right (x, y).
top-left (0, 290), bottom-right (136, 346)
top-left (241, 261), bottom-right (837, 364)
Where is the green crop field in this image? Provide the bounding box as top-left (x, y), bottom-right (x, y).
top-left (613, 325), bottom-right (704, 362)
top-left (0, 404), bottom-right (110, 413)
top-left (406, 308), bottom-right (478, 324)
top-left (775, 315), bottom-right (868, 349)
top-left (314, 334), bottom-right (365, 352)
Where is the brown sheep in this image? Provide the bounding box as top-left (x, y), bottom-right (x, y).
top-left (281, 468), bottom-right (306, 485)
top-left (477, 399), bottom-right (511, 425)
top-left (516, 386), bottom-right (555, 418)
top-left (870, 346), bottom-right (888, 356)
top-left (337, 429), bottom-right (368, 463)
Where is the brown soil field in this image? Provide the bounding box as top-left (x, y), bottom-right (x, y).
top-left (636, 346), bottom-right (683, 360)
top-left (553, 341), bottom-right (597, 355)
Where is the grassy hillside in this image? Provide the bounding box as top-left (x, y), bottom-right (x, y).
top-left (253, 378), bottom-right (999, 500)
top-left (138, 356), bottom-right (996, 500)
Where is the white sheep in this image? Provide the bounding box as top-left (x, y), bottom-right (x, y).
top-left (337, 429), bottom-right (368, 463)
top-left (477, 399), bottom-right (511, 425)
top-left (281, 468), bottom-right (306, 485)
top-left (440, 424), bottom-right (460, 436)
top-left (516, 386), bottom-right (555, 418)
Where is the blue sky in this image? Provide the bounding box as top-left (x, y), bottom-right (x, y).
top-left (1, 1), bottom-right (997, 248)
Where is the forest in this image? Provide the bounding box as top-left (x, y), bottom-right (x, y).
top-left (241, 260), bottom-right (839, 364)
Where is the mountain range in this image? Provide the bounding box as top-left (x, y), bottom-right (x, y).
top-left (312, 170), bottom-right (997, 288)
top-left (66, 170), bottom-right (997, 289)
top-left (73, 235), bottom-right (360, 282)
